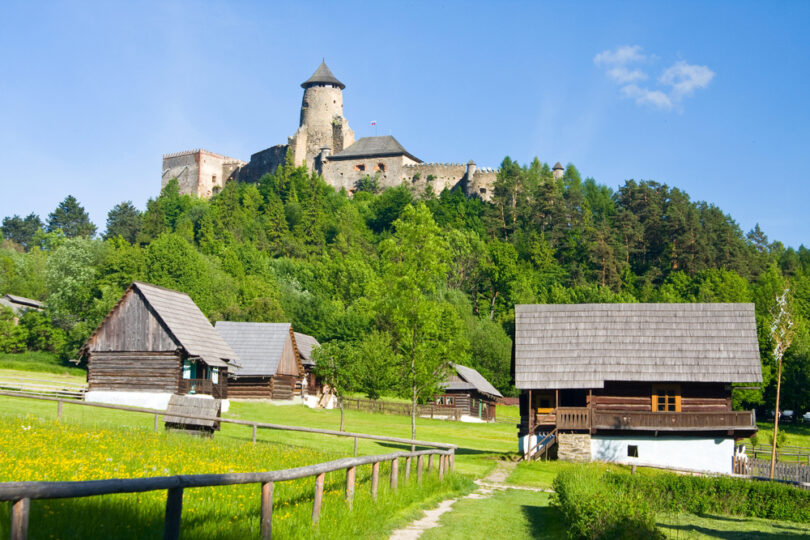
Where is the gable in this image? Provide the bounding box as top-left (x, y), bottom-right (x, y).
top-left (86, 288), bottom-right (178, 353)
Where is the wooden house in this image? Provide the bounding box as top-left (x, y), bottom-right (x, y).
top-left (214, 322), bottom-right (303, 400)
top-left (81, 282), bottom-right (239, 410)
top-left (0, 294), bottom-right (44, 322)
top-left (434, 364), bottom-right (503, 421)
top-left (294, 331), bottom-right (322, 395)
top-left (514, 303), bottom-right (762, 473)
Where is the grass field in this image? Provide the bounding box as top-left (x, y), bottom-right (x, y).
top-left (0, 352), bottom-right (85, 377)
top-left (657, 512), bottom-right (810, 538)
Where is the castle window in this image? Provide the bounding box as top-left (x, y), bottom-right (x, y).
top-left (376, 163), bottom-right (386, 172)
top-left (212, 175), bottom-right (217, 185)
top-left (355, 164), bottom-right (365, 172)
top-left (480, 188), bottom-right (487, 194)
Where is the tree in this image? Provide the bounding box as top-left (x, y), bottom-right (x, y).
top-left (1, 213), bottom-right (43, 249)
top-left (46, 196), bottom-right (97, 238)
top-left (104, 201), bottom-right (142, 243)
top-left (312, 341), bottom-right (355, 431)
top-left (770, 288), bottom-right (796, 480)
top-left (378, 204), bottom-right (469, 440)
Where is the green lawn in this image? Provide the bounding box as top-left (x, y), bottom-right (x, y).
top-left (0, 352), bottom-right (86, 377)
top-left (421, 489), bottom-right (566, 540)
top-left (658, 512), bottom-right (810, 538)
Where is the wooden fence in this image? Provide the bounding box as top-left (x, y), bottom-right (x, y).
top-left (0, 390), bottom-right (456, 455)
top-left (0, 447), bottom-right (454, 540)
top-left (341, 397), bottom-right (463, 421)
top-left (733, 456), bottom-right (810, 485)
top-left (749, 444), bottom-right (810, 464)
top-left (0, 377), bottom-right (86, 400)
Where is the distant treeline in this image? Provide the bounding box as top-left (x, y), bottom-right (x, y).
top-left (1, 156), bottom-right (808, 408)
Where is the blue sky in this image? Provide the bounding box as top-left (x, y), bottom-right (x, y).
top-left (1, 1), bottom-right (808, 248)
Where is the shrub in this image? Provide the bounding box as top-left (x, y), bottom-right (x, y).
top-left (606, 470), bottom-right (810, 523)
top-left (552, 466), bottom-right (663, 539)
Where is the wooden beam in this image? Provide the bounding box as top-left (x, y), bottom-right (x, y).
top-left (345, 467), bottom-right (355, 509)
top-left (390, 458), bottom-right (398, 490)
top-left (404, 456), bottom-right (411, 482)
top-left (163, 487), bottom-right (183, 540)
top-left (312, 473), bottom-right (324, 524)
top-left (417, 455), bottom-right (423, 484)
top-left (371, 462), bottom-right (379, 501)
top-left (11, 498), bottom-right (29, 540)
top-left (260, 482), bottom-right (274, 539)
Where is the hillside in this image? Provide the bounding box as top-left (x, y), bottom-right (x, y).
top-left (1, 156), bottom-right (809, 409)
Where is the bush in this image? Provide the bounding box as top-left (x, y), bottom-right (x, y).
top-left (552, 466), bottom-right (663, 539)
top-left (607, 470), bottom-right (810, 523)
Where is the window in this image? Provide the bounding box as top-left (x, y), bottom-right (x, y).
top-left (652, 384), bottom-right (681, 412)
top-left (628, 445), bottom-right (639, 458)
top-left (212, 175), bottom-right (217, 185)
top-left (446, 396), bottom-right (454, 406)
top-left (435, 397), bottom-right (444, 405)
top-left (479, 188), bottom-right (487, 194)
top-left (211, 367), bottom-right (219, 385)
top-left (376, 163), bottom-right (386, 172)
top-left (355, 164), bottom-right (365, 172)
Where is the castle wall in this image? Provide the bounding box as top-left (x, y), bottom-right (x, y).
top-left (162, 151), bottom-right (200, 195)
top-left (323, 155), bottom-right (417, 193)
top-left (162, 150), bottom-right (245, 197)
top-left (236, 145), bottom-right (288, 183)
top-left (401, 163), bottom-right (467, 195)
top-left (468, 169), bottom-right (497, 201)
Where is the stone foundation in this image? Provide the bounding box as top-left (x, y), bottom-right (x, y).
top-left (557, 432), bottom-right (592, 462)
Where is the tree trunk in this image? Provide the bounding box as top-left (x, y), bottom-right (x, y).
top-left (770, 356), bottom-right (783, 480)
top-left (339, 397), bottom-right (345, 432)
top-left (411, 358), bottom-right (417, 442)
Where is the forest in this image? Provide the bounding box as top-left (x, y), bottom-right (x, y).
top-left (1, 154), bottom-right (808, 411)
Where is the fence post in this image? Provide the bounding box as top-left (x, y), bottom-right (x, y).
top-left (164, 487), bottom-right (184, 540)
top-left (260, 481), bottom-right (274, 539)
top-left (371, 462), bottom-right (380, 501)
top-left (11, 498), bottom-right (30, 540)
top-left (346, 466), bottom-right (356, 509)
top-left (312, 472), bottom-right (325, 524)
top-left (57, 400), bottom-right (63, 421)
top-left (428, 454), bottom-right (433, 473)
top-left (354, 437), bottom-right (358, 457)
top-left (417, 455), bottom-right (424, 484)
top-left (438, 454), bottom-right (445, 481)
top-left (390, 458), bottom-right (399, 490)
top-left (405, 456), bottom-right (411, 482)
top-left (154, 413), bottom-right (159, 432)
top-left (449, 449), bottom-right (455, 472)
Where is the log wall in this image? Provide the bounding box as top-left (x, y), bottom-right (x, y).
top-left (591, 382), bottom-right (729, 412)
top-left (88, 352), bottom-right (180, 393)
top-left (228, 377), bottom-right (272, 399)
top-left (86, 289), bottom-right (178, 353)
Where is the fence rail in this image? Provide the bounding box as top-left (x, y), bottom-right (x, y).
top-left (341, 397), bottom-right (463, 421)
top-left (0, 448), bottom-right (454, 540)
top-left (0, 377), bottom-right (86, 400)
top-left (733, 456), bottom-right (810, 485)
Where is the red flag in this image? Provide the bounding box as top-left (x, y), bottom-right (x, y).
top-left (370, 121), bottom-right (377, 126)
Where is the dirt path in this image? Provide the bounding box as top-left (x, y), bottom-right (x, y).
top-left (388, 461), bottom-right (550, 540)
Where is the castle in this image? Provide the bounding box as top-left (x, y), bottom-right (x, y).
top-left (162, 62), bottom-right (564, 200)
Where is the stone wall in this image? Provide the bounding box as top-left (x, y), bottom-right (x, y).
top-left (323, 155), bottom-right (416, 193)
top-left (290, 84), bottom-right (354, 171)
top-left (467, 168), bottom-right (497, 202)
top-left (235, 145), bottom-right (288, 183)
top-left (557, 432), bottom-right (592, 463)
top-left (402, 163), bottom-right (467, 195)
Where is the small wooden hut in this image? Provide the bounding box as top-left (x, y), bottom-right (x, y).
top-left (434, 364), bottom-right (503, 421)
top-left (214, 322), bottom-right (303, 400)
top-left (81, 282), bottom-right (239, 409)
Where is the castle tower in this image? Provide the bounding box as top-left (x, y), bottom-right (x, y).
top-left (552, 162), bottom-right (564, 180)
top-left (288, 61), bottom-right (355, 171)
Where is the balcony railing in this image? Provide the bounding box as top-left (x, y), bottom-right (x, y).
top-left (536, 407), bottom-right (756, 432)
top-left (179, 379), bottom-right (226, 399)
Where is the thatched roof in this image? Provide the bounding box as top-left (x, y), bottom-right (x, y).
top-left (215, 322), bottom-right (294, 376)
top-left (444, 364), bottom-right (503, 399)
top-left (514, 303), bottom-right (762, 390)
top-left (164, 395), bottom-right (220, 428)
top-left (294, 332), bottom-right (320, 367)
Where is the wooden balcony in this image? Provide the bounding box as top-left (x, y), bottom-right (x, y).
top-left (179, 378), bottom-right (227, 399)
top-left (536, 407), bottom-right (756, 432)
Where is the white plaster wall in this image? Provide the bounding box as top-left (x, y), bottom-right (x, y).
top-left (591, 435), bottom-right (735, 474)
top-left (85, 391), bottom-right (229, 413)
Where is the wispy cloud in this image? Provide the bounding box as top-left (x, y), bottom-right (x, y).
top-left (594, 45), bottom-right (714, 111)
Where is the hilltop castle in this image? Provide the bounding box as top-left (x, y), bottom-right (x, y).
top-left (162, 62), bottom-right (564, 200)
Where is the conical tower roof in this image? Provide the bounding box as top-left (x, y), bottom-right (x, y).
top-left (301, 61), bottom-right (345, 89)
top-left (553, 162), bottom-right (564, 170)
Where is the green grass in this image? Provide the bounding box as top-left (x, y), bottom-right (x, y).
top-left (0, 415), bottom-right (474, 539)
top-left (421, 489), bottom-right (565, 540)
top-left (0, 351), bottom-right (86, 377)
top-left (657, 512), bottom-right (810, 538)
top-left (506, 460), bottom-right (585, 490)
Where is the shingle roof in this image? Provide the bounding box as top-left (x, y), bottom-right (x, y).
top-left (445, 364), bottom-right (503, 399)
top-left (215, 322), bottom-right (292, 376)
top-left (301, 61), bottom-right (345, 89)
top-left (329, 135), bottom-right (422, 163)
top-left (553, 162), bottom-right (564, 170)
top-left (294, 332), bottom-right (320, 367)
top-left (2, 294), bottom-right (44, 309)
top-left (132, 282), bottom-right (238, 367)
top-left (164, 395), bottom-right (220, 428)
top-left (514, 303), bottom-right (762, 390)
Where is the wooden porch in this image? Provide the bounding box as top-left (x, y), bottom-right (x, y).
top-left (534, 407), bottom-right (756, 432)
top-left (179, 378), bottom-right (227, 399)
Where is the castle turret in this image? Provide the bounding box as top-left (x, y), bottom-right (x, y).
top-left (289, 61), bottom-right (355, 171)
top-left (553, 162), bottom-right (564, 180)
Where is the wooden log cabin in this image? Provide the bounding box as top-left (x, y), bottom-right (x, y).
top-left (514, 303), bottom-right (762, 474)
top-left (81, 282), bottom-right (239, 410)
top-left (434, 364), bottom-right (503, 422)
top-left (214, 322), bottom-right (303, 400)
top-left (294, 331), bottom-right (322, 396)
